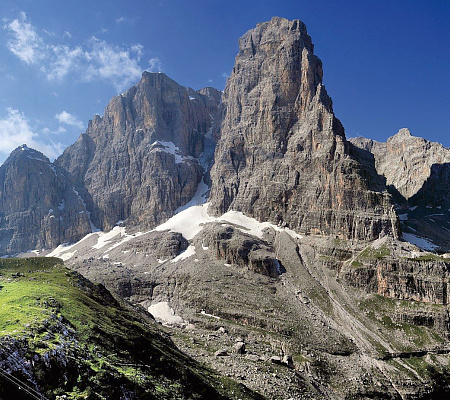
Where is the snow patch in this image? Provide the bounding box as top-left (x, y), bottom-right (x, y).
top-left (171, 245), bottom-right (196, 263)
top-left (200, 310), bottom-right (220, 320)
top-left (150, 141), bottom-right (193, 164)
top-left (402, 233), bottom-right (439, 251)
top-left (398, 213), bottom-right (408, 221)
top-left (153, 203), bottom-right (303, 241)
top-left (175, 178), bottom-right (209, 213)
top-left (148, 302), bottom-right (184, 325)
top-left (47, 242), bottom-right (77, 258)
top-left (92, 226), bottom-right (125, 250)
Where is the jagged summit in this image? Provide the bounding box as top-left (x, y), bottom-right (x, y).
top-left (55, 70), bottom-right (220, 232)
top-left (389, 127), bottom-right (412, 142)
top-left (209, 17), bottom-right (397, 241)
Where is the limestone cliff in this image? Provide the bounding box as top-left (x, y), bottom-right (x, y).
top-left (56, 72), bottom-right (221, 231)
top-left (0, 146), bottom-right (91, 254)
top-left (209, 17), bottom-right (398, 241)
top-left (351, 129), bottom-right (450, 252)
top-left (350, 128), bottom-right (450, 203)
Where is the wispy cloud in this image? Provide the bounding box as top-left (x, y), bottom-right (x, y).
top-left (83, 38), bottom-right (145, 90)
top-left (115, 16), bottom-right (135, 24)
top-left (0, 108), bottom-right (64, 160)
top-left (5, 12), bottom-right (44, 64)
top-left (55, 111), bottom-right (84, 129)
top-left (148, 57), bottom-right (163, 72)
top-left (4, 12), bottom-right (158, 91)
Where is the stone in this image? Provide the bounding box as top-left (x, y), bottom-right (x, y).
top-left (209, 17), bottom-right (398, 241)
top-left (214, 349), bottom-right (228, 357)
top-left (270, 356), bottom-right (282, 364)
top-left (196, 222), bottom-right (280, 277)
top-left (233, 341), bottom-right (246, 354)
top-left (282, 355), bottom-right (294, 368)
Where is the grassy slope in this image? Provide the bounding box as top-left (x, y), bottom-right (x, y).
top-left (0, 258), bottom-right (263, 400)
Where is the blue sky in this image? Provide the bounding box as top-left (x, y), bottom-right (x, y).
top-left (0, 0), bottom-right (449, 164)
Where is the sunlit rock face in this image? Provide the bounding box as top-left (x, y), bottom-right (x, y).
top-left (350, 128), bottom-right (450, 204)
top-left (56, 72), bottom-right (221, 231)
top-left (209, 17), bottom-right (398, 241)
top-left (0, 146), bottom-right (91, 254)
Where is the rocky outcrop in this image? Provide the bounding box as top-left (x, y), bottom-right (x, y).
top-left (341, 255), bottom-right (450, 305)
top-left (209, 17), bottom-right (398, 241)
top-left (197, 222), bottom-right (280, 277)
top-left (350, 128), bottom-right (450, 203)
top-left (0, 146), bottom-right (92, 254)
top-left (56, 72), bottom-right (220, 232)
top-left (351, 130), bottom-right (450, 252)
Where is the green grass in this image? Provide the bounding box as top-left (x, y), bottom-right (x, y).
top-left (404, 254), bottom-right (450, 262)
top-left (358, 244), bottom-right (390, 260)
top-left (0, 257), bottom-right (263, 400)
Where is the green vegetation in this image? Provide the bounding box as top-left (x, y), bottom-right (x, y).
top-left (358, 244), bottom-right (390, 260)
top-left (0, 258), bottom-right (262, 400)
top-left (404, 254), bottom-right (450, 262)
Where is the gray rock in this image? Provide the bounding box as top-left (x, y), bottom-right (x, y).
top-left (0, 146), bottom-right (92, 254)
top-left (350, 129), bottom-right (450, 202)
top-left (209, 17), bottom-right (398, 241)
top-left (57, 72), bottom-right (221, 233)
top-left (214, 349), bottom-right (228, 357)
top-left (197, 222), bottom-right (280, 277)
top-left (270, 356), bottom-right (282, 364)
top-left (233, 341), bottom-right (246, 354)
top-left (282, 355), bottom-right (294, 368)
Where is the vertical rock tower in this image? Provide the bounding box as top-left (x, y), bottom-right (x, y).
top-left (210, 17), bottom-right (398, 240)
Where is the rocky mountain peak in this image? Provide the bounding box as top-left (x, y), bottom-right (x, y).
top-left (56, 71), bottom-right (220, 232)
top-left (209, 17), bottom-right (397, 241)
top-left (6, 144), bottom-right (48, 163)
top-left (388, 128), bottom-right (412, 143)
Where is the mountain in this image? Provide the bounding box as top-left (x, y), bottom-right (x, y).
top-left (209, 17), bottom-right (398, 241)
top-left (43, 17), bottom-right (450, 400)
top-left (0, 74), bottom-right (221, 256)
top-left (1, 15), bottom-right (450, 400)
top-left (350, 129), bottom-right (450, 252)
top-left (0, 145), bottom-right (92, 255)
top-left (56, 72), bottom-right (221, 232)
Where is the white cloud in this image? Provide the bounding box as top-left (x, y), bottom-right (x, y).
top-left (0, 108), bottom-right (64, 160)
top-left (5, 12), bottom-right (153, 91)
top-left (148, 57), bottom-right (163, 72)
top-left (55, 111), bottom-right (84, 129)
top-left (116, 17), bottom-right (135, 24)
top-left (44, 44), bottom-right (83, 81)
top-left (83, 37), bottom-right (144, 90)
top-left (5, 12), bottom-right (44, 64)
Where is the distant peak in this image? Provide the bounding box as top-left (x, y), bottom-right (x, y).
top-left (388, 128), bottom-right (413, 143)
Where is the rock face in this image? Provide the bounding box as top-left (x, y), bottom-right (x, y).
top-left (56, 72), bottom-right (221, 231)
top-left (0, 73), bottom-right (220, 256)
top-left (351, 130), bottom-right (450, 252)
top-left (196, 222), bottom-right (280, 277)
top-left (209, 17), bottom-right (398, 241)
top-left (350, 128), bottom-right (450, 203)
top-left (343, 257), bottom-right (450, 305)
top-left (0, 145), bottom-right (91, 254)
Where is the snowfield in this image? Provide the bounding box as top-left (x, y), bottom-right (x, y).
top-left (45, 202), bottom-right (303, 262)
